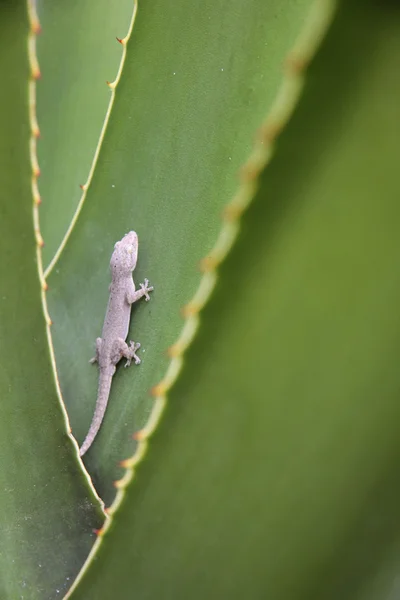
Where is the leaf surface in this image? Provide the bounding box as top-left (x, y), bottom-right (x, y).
top-left (36, 0), bottom-right (134, 266)
top-left (0, 4), bottom-right (103, 599)
top-left (69, 1), bottom-right (400, 598)
top-left (45, 0), bottom-right (313, 505)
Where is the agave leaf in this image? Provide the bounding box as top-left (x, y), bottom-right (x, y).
top-left (44, 0), bottom-right (314, 505)
top-left (69, 1), bottom-right (400, 599)
top-left (0, 4), bottom-right (103, 599)
top-left (36, 0), bottom-right (134, 266)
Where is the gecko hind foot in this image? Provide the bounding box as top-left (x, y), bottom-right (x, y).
top-left (124, 341), bottom-right (141, 367)
top-left (89, 338), bottom-right (102, 365)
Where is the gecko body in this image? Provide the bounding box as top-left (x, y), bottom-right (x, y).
top-left (79, 231), bottom-right (153, 457)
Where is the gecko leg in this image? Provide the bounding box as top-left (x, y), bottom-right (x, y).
top-left (111, 338), bottom-right (141, 367)
top-left (124, 341), bottom-right (141, 367)
top-left (139, 279), bottom-right (154, 302)
top-left (89, 337), bottom-right (102, 364)
top-left (127, 279), bottom-right (154, 304)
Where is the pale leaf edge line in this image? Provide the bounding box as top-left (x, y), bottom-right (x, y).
top-left (62, 0), bottom-right (338, 597)
top-left (42, 1), bottom-right (138, 279)
top-left (27, 0), bottom-right (106, 513)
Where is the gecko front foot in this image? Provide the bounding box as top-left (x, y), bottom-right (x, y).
top-left (140, 278), bottom-right (154, 301)
top-left (124, 341), bottom-right (141, 367)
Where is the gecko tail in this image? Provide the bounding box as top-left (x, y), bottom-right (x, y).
top-left (79, 372), bottom-right (113, 457)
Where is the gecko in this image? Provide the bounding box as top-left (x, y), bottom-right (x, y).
top-left (79, 231), bottom-right (153, 457)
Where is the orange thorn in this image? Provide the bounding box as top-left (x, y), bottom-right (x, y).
top-left (223, 203), bottom-right (243, 222)
top-left (150, 383), bottom-right (164, 397)
top-left (181, 303), bottom-right (197, 318)
top-left (167, 344), bottom-right (180, 358)
top-left (33, 69), bottom-right (41, 81)
top-left (133, 430), bottom-right (144, 442)
top-left (240, 162), bottom-right (258, 182)
top-left (199, 255), bottom-right (216, 272)
top-left (93, 527), bottom-right (104, 536)
top-left (35, 195), bottom-right (42, 206)
top-left (79, 184), bottom-right (85, 190)
top-left (31, 20), bottom-right (42, 35)
top-left (285, 53), bottom-right (306, 74)
top-left (260, 122), bottom-right (282, 143)
top-left (116, 37), bottom-right (123, 44)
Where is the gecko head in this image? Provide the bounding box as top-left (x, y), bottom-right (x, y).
top-left (110, 231), bottom-right (138, 274)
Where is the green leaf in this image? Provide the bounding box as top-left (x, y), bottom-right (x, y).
top-left (68, 1), bottom-right (400, 599)
top-left (0, 3), bottom-right (103, 598)
top-left (36, 0), bottom-right (134, 266)
top-left (45, 0), bottom-right (314, 505)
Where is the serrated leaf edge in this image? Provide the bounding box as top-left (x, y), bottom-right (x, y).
top-left (41, 2), bottom-right (138, 278)
top-left (62, 0), bottom-right (337, 596)
top-left (27, 0), bottom-right (107, 513)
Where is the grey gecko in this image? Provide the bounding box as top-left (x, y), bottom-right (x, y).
top-left (79, 231), bottom-right (153, 456)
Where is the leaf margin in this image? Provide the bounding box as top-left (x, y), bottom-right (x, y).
top-left (27, 0), bottom-right (107, 509)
